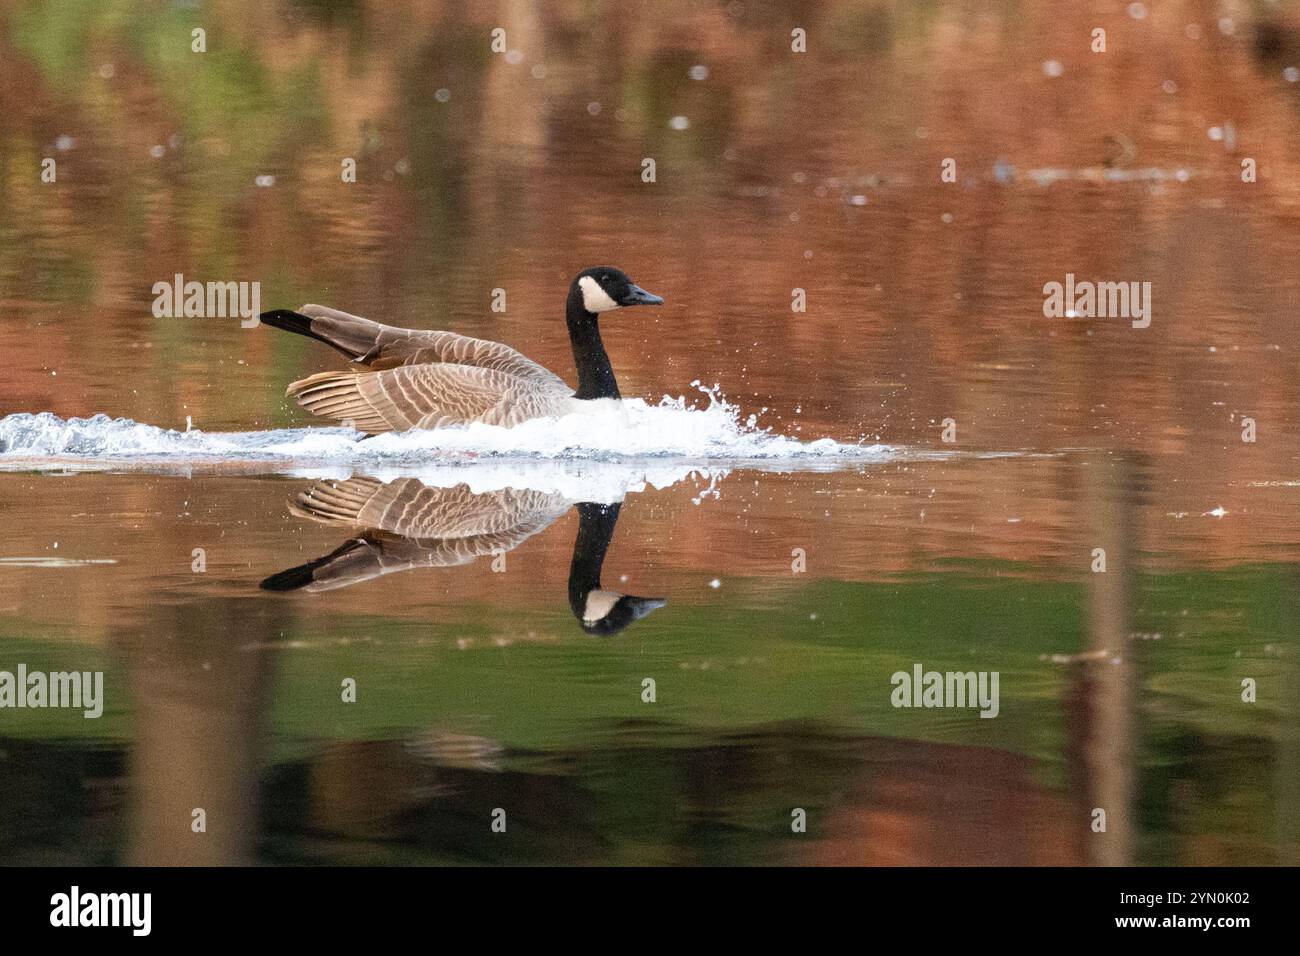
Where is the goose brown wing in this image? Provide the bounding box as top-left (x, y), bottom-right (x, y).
top-left (285, 362), bottom-right (572, 433)
top-left (295, 305), bottom-right (569, 392)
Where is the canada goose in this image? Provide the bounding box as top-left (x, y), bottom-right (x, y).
top-left (260, 477), bottom-right (666, 636)
top-left (259, 267), bottom-right (663, 433)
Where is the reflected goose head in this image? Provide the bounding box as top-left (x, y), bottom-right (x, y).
top-left (577, 588), bottom-right (667, 636)
top-left (566, 501), bottom-right (665, 636)
top-left (573, 267), bottom-right (664, 315)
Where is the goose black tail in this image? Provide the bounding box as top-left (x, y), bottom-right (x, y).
top-left (259, 559), bottom-right (321, 592)
top-left (260, 309), bottom-right (329, 346)
top-left (260, 537), bottom-right (369, 592)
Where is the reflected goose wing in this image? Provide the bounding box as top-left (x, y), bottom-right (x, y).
top-left (288, 477), bottom-right (570, 539)
top-left (261, 478), bottom-right (571, 592)
top-left (261, 527), bottom-right (542, 592)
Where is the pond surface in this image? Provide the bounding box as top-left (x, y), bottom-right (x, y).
top-left (1, 0), bottom-right (1298, 865)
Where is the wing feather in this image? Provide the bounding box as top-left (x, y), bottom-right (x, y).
top-left (261, 478), bottom-right (572, 591)
top-left (296, 304), bottom-right (569, 392)
top-left (286, 363), bottom-right (572, 433)
top-left (289, 478), bottom-right (569, 539)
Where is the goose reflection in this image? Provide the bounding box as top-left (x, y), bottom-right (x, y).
top-left (260, 477), bottom-right (665, 635)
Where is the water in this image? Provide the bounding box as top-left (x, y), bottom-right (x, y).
top-left (1, 0), bottom-right (1298, 866)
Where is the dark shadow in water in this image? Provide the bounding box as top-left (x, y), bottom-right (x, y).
top-left (259, 477), bottom-right (665, 636)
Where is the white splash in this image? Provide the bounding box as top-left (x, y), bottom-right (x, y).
top-left (0, 387), bottom-right (889, 479)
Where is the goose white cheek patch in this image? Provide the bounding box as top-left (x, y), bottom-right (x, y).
top-left (578, 276), bottom-right (620, 313)
top-left (583, 589), bottom-right (622, 622)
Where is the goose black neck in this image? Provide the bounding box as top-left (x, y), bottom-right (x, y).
top-left (568, 502), bottom-right (620, 615)
top-left (567, 288), bottom-right (619, 400)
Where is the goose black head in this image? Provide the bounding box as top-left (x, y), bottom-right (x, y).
top-left (573, 267), bottom-right (664, 315)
